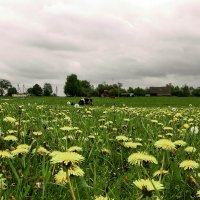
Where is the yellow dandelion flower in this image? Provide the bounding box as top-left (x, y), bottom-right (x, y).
top-left (174, 140), bottom-right (187, 147)
top-left (12, 148), bottom-right (29, 156)
top-left (183, 123), bottom-right (190, 129)
top-left (68, 165), bottom-right (84, 176)
top-left (17, 144), bottom-right (30, 150)
top-left (163, 127), bottom-right (173, 131)
top-left (116, 135), bottom-right (129, 141)
top-left (49, 151), bottom-right (62, 157)
top-left (154, 139), bottom-right (176, 151)
top-left (33, 146), bottom-right (49, 155)
top-left (33, 131), bottom-right (42, 136)
top-left (4, 135), bottom-right (18, 141)
top-left (60, 126), bottom-right (74, 131)
top-left (7, 130), bottom-right (17, 134)
top-left (128, 152), bottom-right (158, 166)
top-left (135, 138), bottom-right (143, 142)
top-left (68, 146), bottom-right (82, 152)
top-left (133, 179), bottom-right (164, 191)
top-left (0, 150), bottom-right (13, 158)
top-left (0, 174), bottom-right (7, 190)
top-left (95, 196), bottom-right (113, 200)
top-left (51, 152), bottom-right (85, 165)
top-left (185, 146), bottom-right (196, 153)
top-left (101, 148), bottom-right (111, 154)
top-left (151, 120), bottom-right (158, 123)
top-left (123, 142), bottom-right (142, 149)
top-left (179, 160), bottom-right (199, 170)
top-left (54, 169), bottom-right (68, 185)
top-left (197, 190), bottom-right (200, 197)
top-left (62, 135), bottom-right (74, 140)
top-left (153, 169), bottom-right (168, 177)
top-left (3, 117), bottom-right (16, 123)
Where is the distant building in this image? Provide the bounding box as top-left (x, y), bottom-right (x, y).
top-left (149, 87), bottom-right (171, 96)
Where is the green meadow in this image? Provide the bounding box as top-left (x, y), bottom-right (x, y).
top-left (1, 97), bottom-right (200, 199)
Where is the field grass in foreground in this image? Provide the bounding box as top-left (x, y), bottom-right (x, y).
top-left (0, 97), bottom-right (200, 199)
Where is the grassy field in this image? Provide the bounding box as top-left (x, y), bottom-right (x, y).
top-left (1, 96), bottom-right (200, 107)
top-left (0, 97), bottom-right (200, 199)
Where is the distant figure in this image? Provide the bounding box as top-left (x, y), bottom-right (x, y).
top-left (79, 98), bottom-right (93, 106)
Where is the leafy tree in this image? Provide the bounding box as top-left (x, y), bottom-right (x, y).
top-left (80, 80), bottom-right (94, 96)
top-left (43, 83), bottom-right (53, 96)
top-left (192, 87), bottom-right (200, 96)
top-left (27, 88), bottom-right (33, 95)
top-left (32, 84), bottom-right (43, 96)
top-left (127, 87), bottom-right (134, 93)
top-left (0, 79), bottom-right (12, 96)
top-left (7, 87), bottom-right (17, 96)
top-left (181, 85), bottom-right (190, 97)
top-left (134, 87), bottom-right (146, 96)
top-left (64, 74), bottom-right (81, 96)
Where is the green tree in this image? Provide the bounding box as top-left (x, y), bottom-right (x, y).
top-left (0, 79), bottom-right (12, 96)
top-left (7, 87), bottom-right (17, 96)
top-left (134, 87), bottom-right (146, 96)
top-left (181, 85), bottom-right (190, 97)
top-left (27, 88), bottom-right (33, 95)
top-left (43, 83), bottom-right (53, 96)
top-left (80, 80), bottom-right (94, 97)
top-left (32, 84), bottom-right (43, 96)
top-left (192, 87), bottom-right (200, 96)
top-left (64, 74), bottom-right (81, 96)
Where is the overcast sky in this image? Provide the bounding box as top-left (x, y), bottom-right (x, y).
top-left (0, 0), bottom-right (200, 95)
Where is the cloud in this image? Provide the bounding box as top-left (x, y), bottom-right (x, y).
top-left (0, 0), bottom-right (200, 95)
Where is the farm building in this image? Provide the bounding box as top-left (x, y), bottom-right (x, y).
top-left (149, 87), bottom-right (171, 96)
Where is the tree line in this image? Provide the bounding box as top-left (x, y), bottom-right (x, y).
top-left (1, 75), bottom-right (200, 97)
top-left (63, 74), bottom-right (200, 97)
top-left (0, 79), bottom-right (54, 96)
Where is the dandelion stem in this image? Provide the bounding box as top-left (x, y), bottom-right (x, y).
top-left (67, 171), bottom-right (76, 200)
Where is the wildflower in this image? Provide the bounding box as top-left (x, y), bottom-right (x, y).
top-left (154, 139), bottom-right (176, 151)
top-left (33, 131), bottom-right (42, 136)
top-left (133, 178), bottom-right (164, 191)
top-left (123, 142), bottom-right (142, 149)
top-left (197, 190), bottom-right (200, 197)
top-left (74, 104), bottom-right (79, 108)
top-left (95, 196), bottom-right (113, 200)
top-left (190, 126), bottom-right (199, 134)
top-left (60, 126), bottom-right (74, 131)
top-left (51, 152), bottom-right (84, 165)
top-left (185, 146), bottom-right (196, 153)
top-left (0, 174), bottom-right (7, 190)
top-left (68, 146), bottom-right (82, 152)
top-left (62, 135), bottom-right (74, 140)
top-left (0, 150), bottom-right (13, 158)
top-left (101, 148), bottom-right (111, 154)
top-left (54, 169), bottom-right (68, 185)
top-left (4, 135), bottom-right (18, 141)
top-left (128, 152), bottom-right (158, 166)
top-left (153, 169), bottom-right (168, 177)
top-left (174, 140), bottom-right (187, 147)
top-left (151, 120), bottom-right (158, 123)
top-left (3, 117), bottom-right (16, 123)
top-left (33, 146), bottom-right (49, 155)
top-left (183, 123), bottom-right (190, 129)
top-left (116, 135), bottom-right (129, 142)
top-left (179, 160), bottom-right (199, 170)
top-left (68, 165), bottom-right (84, 176)
top-left (163, 127), bottom-right (173, 131)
